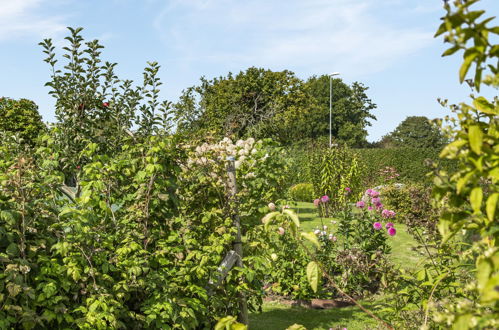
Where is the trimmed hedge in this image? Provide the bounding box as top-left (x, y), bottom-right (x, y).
top-left (354, 148), bottom-right (457, 187)
top-left (285, 145), bottom-right (457, 188)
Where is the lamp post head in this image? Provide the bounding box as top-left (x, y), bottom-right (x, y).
top-left (329, 72), bottom-right (340, 77)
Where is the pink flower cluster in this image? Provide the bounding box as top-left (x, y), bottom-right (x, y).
top-left (373, 221), bottom-right (396, 236)
top-left (356, 189), bottom-right (383, 210)
top-left (381, 209), bottom-right (396, 218)
top-left (313, 195), bottom-right (330, 207)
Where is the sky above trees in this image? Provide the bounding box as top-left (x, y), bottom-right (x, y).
top-left (0, 0), bottom-right (498, 141)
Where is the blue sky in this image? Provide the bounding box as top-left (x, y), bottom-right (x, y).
top-left (1, 0), bottom-right (498, 141)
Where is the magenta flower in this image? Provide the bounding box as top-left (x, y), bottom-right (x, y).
top-left (356, 201), bottom-right (365, 208)
top-left (368, 206), bottom-right (373, 211)
top-left (385, 222), bottom-right (394, 229)
top-left (366, 189), bottom-right (373, 196)
top-left (321, 195), bottom-right (330, 203)
top-left (371, 197), bottom-right (381, 205)
top-left (345, 187), bottom-right (351, 194)
top-left (373, 222), bottom-right (382, 230)
top-left (313, 199), bottom-right (320, 207)
top-left (371, 190), bottom-right (380, 198)
top-left (388, 227), bottom-right (397, 236)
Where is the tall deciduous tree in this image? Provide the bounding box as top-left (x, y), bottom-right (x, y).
top-left (173, 68), bottom-right (376, 146)
top-left (304, 75), bottom-right (377, 146)
top-left (386, 116), bottom-right (446, 148)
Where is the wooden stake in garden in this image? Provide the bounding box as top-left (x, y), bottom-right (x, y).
top-left (226, 156), bottom-right (249, 325)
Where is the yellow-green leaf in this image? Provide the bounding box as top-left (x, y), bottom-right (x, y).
top-left (286, 324), bottom-right (307, 330)
top-left (459, 51), bottom-right (478, 83)
top-left (486, 193), bottom-right (499, 224)
top-left (301, 232), bottom-right (320, 248)
top-left (306, 261), bottom-right (321, 293)
top-left (261, 211), bottom-right (280, 231)
top-left (283, 209), bottom-right (300, 228)
top-left (481, 274), bottom-right (499, 304)
top-left (468, 125), bottom-right (483, 154)
top-left (470, 187), bottom-right (483, 213)
top-left (473, 96), bottom-right (497, 115)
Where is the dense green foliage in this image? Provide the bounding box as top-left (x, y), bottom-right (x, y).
top-left (308, 147), bottom-right (364, 214)
top-left (173, 69), bottom-right (376, 146)
top-left (288, 183), bottom-right (314, 202)
top-left (380, 184), bottom-right (440, 242)
top-left (379, 116), bottom-right (447, 149)
top-left (355, 147), bottom-right (457, 187)
top-left (381, 1), bottom-right (499, 328)
top-left (261, 199), bottom-right (394, 301)
top-left (40, 27), bottom-right (172, 184)
top-left (286, 144), bottom-right (456, 189)
top-left (0, 28), bottom-right (291, 329)
top-left (0, 97), bottom-right (45, 145)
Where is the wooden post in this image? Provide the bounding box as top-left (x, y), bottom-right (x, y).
top-left (226, 156), bottom-right (249, 325)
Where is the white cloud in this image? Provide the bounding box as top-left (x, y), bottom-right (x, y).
top-left (153, 0), bottom-right (435, 78)
top-left (0, 0), bottom-right (67, 41)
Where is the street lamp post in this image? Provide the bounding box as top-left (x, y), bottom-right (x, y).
top-left (329, 72), bottom-right (340, 148)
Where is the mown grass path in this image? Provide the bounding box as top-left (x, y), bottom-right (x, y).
top-left (250, 202), bottom-right (423, 329)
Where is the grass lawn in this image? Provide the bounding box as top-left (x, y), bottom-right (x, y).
top-left (249, 301), bottom-right (379, 330)
top-left (250, 201), bottom-right (423, 329)
top-left (291, 201), bottom-right (422, 269)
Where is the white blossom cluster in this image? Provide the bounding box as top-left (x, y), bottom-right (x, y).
top-left (182, 137), bottom-right (267, 185)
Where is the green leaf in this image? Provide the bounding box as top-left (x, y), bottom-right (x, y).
top-left (473, 97), bottom-right (497, 115)
top-left (301, 232), bottom-right (320, 248)
top-left (481, 273), bottom-right (499, 303)
top-left (286, 324), bottom-right (307, 330)
top-left (6, 243), bottom-right (20, 257)
top-left (283, 209), bottom-right (300, 228)
top-left (442, 46), bottom-right (461, 57)
top-left (468, 125), bottom-right (483, 154)
top-left (306, 261), bottom-right (321, 293)
top-left (214, 316), bottom-right (247, 330)
top-left (459, 50), bottom-right (479, 83)
top-left (470, 187), bottom-right (483, 213)
top-left (261, 211), bottom-right (280, 231)
top-left (486, 193), bottom-right (499, 224)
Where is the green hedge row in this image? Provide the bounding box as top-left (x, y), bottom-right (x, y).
top-left (285, 146), bottom-right (457, 188)
top-left (354, 148), bottom-right (457, 186)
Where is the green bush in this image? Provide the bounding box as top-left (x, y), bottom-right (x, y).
top-left (380, 184), bottom-right (440, 242)
top-left (288, 183), bottom-right (314, 202)
top-left (0, 97), bottom-right (45, 146)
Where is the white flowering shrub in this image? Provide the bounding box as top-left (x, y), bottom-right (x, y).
top-left (179, 137), bottom-right (287, 230)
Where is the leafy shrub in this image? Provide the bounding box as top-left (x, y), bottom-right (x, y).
top-left (0, 97), bottom-right (46, 146)
top-left (288, 183), bottom-right (314, 202)
top-left (0, 132), bottom-right (289, 328)
top-left (381, 184), bottom-right (440, 242)
top-left (262, 197), bottom-right (395, 300)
